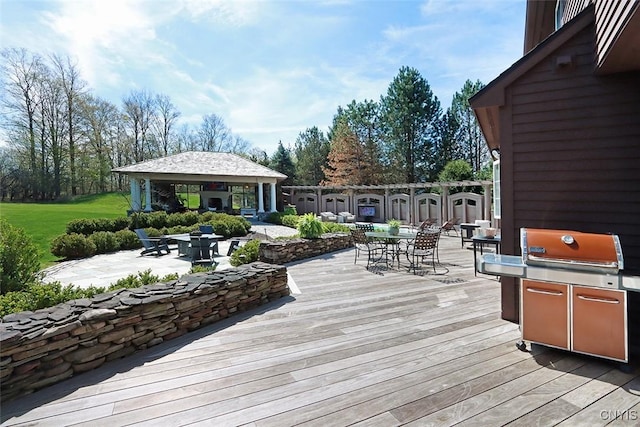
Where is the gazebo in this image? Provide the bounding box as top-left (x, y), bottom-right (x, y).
top-left (112, 151), bottom-right (287, 214)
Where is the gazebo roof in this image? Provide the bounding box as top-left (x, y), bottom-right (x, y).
top-left (112, 151), bottom-right (287, 183)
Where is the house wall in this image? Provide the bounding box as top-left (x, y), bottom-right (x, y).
top-left (498, 21), bottom-right (640, 357)
top-left (505, 24), bottom-right (640, 270)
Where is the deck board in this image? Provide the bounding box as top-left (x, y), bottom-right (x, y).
top-left (2, 234), bottom-right (638, 426)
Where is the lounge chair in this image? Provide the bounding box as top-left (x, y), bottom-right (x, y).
top-left (134, 229), bottom-right (171, 256)
top-left (320, 212), bottom-right (338, 222)
top-left (441, 218), bottom-right (460, 236)
top-left (338, 212), bottom-right (356, 223)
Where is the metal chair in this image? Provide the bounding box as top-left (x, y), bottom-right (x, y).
top-left (405, 230), bottom-right (440, 274)
top-left (350, 228), bottom-right (385, 268)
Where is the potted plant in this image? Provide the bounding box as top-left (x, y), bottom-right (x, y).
top-left (387, 219), bottom-right (401, 235)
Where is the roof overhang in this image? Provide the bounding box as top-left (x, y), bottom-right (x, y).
top-left (595, 2), bottom-right (640, 74)
top-left (470, 7), bottom-right (595, 151)
top-left (112, 151), bottom-right (287, 185)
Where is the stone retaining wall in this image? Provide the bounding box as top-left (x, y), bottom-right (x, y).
top-left (0, 262), bottom-right (288, 402)
top-left (258, 233), bottom-right (352, 264)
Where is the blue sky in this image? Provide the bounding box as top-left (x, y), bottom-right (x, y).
top-left (1, 0), bottom-right (526, 155)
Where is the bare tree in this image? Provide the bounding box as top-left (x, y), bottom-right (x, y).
top-left (80, 94), bottom-right (120, 192)
top-left (1, 48), bottom-right (44, 198)
top-left (151, 94), bottom-right (180, 156)
top-left (198, 113), bottom-right (230, 151)
top-left (50, 54), bottom-right (86, 195)
top-left (123, 90), bottom-right (156, 162)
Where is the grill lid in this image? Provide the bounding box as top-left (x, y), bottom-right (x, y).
top-left (521, 228), bottom-right (623, 274)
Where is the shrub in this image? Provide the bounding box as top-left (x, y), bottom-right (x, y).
top-left (115, 229), bottom-right (141, 250)
top-left (0, 220), bottom-right (41, 294)
top-left (143, 227), bottom-right (162, 237)
top-left (284, 205), bottom-right (297, 215)
top-left (51, 233), bottom-right (97, 259)
top-left (265, 212), bottom-right (285, 225)
top-left (281, 215), bottom-right (300, 229)
top-left (322, 222), bottom-right (351, 233)
top-left (0, 282), bottom-right (105, 318)
top-left (0, 270), bottom-right (181, 317)
top-left (161, 225), bottom-right (193, 235)
top-left (66, 217), bottom-right (130, 235)
top-left (297, 213), bottom-right (323, 239)
top-left (181, 211), bottom-right (201, 227)
top-left (147, 211), bottom-right (169, 229)
top-left (66, 218), bottom-right (97, 235)
top-left (88, 231), bottom-right (120, 254)
top-left (230, 239), bottom-right (261, 266)
top-left (189, 264), bottom-right (216, 274)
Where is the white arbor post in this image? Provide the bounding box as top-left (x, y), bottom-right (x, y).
top-left (130, 178), bottom-right (141, 211)
top-left (257, 182), bottom-right (265, 213)
top-left (144, 178), bottom-right (152, 212)
top-left (270, 183), bottom-right (277, 212)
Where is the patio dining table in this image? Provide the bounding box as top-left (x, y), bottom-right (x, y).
top-left (365, 231), bottom-right (417, 267)
top-left (166, 233), bottom-right (224, 257)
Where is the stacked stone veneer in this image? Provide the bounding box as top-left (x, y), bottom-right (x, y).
top-left (0, 262), bottom-right (288, 402)
top-left (258, 232), bottom-right (352, 264)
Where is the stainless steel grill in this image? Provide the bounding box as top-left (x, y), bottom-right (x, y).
top-left (477, 227), bottom-right (638, 363)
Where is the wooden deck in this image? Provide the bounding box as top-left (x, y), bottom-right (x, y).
top-left (2, 234), bottom-right (639, 426)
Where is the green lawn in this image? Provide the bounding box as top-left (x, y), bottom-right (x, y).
top-left (1, 192), bottom-right (131, 266)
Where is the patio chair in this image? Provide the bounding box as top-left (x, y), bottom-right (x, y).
top-left (355, 222), bottom-right (374, 232)
top-left (198, 225), bottom-right (219, 254)
top-left (418, 218), bottom-right (438, 231)
top-left (350, 228), bottom-right (386, 268)
top-left (134, 229), bottom-right (171, 257)
top-left (405, 230), bottom-right (440, 274)
top-left (441, 218), bottom-right (460, 236)
top-left (320, 212), bottom-right (338, 222)
top-left (189, 236), bottom-right (217, 267)
top-left (338, 211), bottom-right (356, 223)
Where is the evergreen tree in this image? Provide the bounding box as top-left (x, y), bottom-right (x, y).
top-left (294, 126), bottom-right (329, 185)
top-left (269, 141), bottom-right (295, 186)
top-left (380, 66), bottom-right (442, 184)
top-left (450, 79), bottom-right (487, 173)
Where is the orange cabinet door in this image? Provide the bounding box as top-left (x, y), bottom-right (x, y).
top-left (521, 280), bottom-right (570, 350)
top-left (572, 286), bottom-right (627, 362)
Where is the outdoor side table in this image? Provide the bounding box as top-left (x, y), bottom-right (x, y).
top-left (460, 223), bottom-right (480, 248)
top-left (472, 236), bottom-right (501, 276)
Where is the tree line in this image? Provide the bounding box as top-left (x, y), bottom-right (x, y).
top-left (1, 48), bottom-right (488, 202)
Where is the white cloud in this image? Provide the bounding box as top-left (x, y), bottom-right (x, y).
top-left (180, 0), bottom-right (263, 26)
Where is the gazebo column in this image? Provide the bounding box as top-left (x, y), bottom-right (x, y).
top-left (144, 178), bottom-right (152, 212)
top-left (130, 178), bottom-right (141, 211)
top-left (257, 182), bottom-right (265, 213)
top-left (269, 183), bottom-right (277, 212)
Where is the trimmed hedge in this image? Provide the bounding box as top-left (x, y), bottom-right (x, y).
top-left (51, 233), bottom-right (97, 259)
top-left (51, 211), bottom-right (252, 260)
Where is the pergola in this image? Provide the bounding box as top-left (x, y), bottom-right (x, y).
top-left (112, 151), bottom-right (287, 213)
top-left (283, 180), bottom-right (494, 225)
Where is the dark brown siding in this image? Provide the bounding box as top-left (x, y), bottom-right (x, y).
top-left (506, 24), bottom-right (640, 273)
